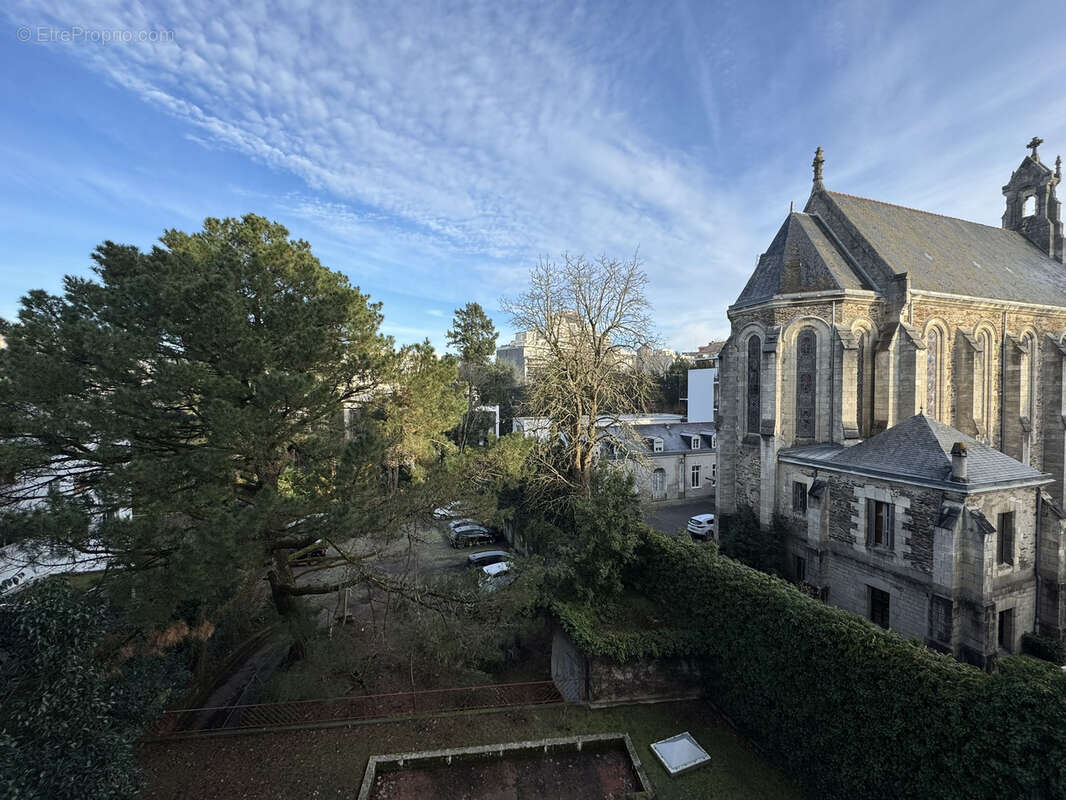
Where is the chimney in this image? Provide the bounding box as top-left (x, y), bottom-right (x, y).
top-left (950, 442), bottom-right (968, 483)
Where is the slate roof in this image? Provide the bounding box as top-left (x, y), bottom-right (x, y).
top-left (605, 422), bottom-right (716, 454)
top-left (780, 413), bottom-right (1049, 490)
top-left (734, 212), bottom-right (870, 307)
top-left (824, 191), bottom-right (1066, 307)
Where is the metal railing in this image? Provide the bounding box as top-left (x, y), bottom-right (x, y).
top-left (152, 680), bottom-right (563, 736)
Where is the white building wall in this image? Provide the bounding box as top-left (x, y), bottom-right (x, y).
top-left (687, 368), bottom-right (717, 423)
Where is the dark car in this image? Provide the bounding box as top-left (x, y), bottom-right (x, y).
top-left (289, 539), bottom-right (328, 563)
top-left (449, 525), bottom-right (494, 548)
top-left (467, 549), bottom-right (511, 568)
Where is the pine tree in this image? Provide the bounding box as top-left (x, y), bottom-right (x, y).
top-left (0, 215), bottom-right (463, 622)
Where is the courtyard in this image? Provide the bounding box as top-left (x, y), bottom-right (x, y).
top-left (141, 700), bottom-right (801, 800)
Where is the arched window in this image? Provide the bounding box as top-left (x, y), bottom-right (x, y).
top-left (1023, 195), bottom-right (1036, 217)
top-left (1022, 332), bottom-right (1036, 421)
top-left (856, 332), bottom-right (866, 435)
top-left (796, 329), bottom-right (817, 438)
top-left (747, 335), bottom-right (761, 434)
top-left (979, 329), bottom-right (993, 438)
top-left (926, 328), bottom-right (940, 419)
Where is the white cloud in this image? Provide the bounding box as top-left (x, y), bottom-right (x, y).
top-left (6, 0), bottom-right (1066, 353)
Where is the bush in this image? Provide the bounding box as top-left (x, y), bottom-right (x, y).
top-left (561, 529), bottom-right (1066, 799)
top-left (1022, 631), bottom-right (1066, 665)
top-left (717, 504), bottom-right (787, 575)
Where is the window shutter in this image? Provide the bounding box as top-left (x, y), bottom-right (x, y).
top-left (865, 499), bottom-right (874, 547)
top-left (888, 504), bottom-right (896, 550)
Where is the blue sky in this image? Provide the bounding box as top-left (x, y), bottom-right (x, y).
top-left (2, 1), bottom-right (1066, 353)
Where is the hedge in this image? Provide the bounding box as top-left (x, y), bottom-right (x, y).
top-left (563, 530), bottom-right (1066, 799)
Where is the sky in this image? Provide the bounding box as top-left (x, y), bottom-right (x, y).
top-left (2, 0), bottom-right (1066, 354)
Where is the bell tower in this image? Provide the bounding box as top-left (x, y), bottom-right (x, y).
top-left (1002, 137), bottom-right (1065, 263)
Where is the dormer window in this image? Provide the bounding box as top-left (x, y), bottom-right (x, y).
top-left (690, 436), bottom-right (700, 449)
top-left (648, 437), bottom-right (663, 453)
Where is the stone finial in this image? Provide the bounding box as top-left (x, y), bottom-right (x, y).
top-left (1028, 136), bottom-right (1044, 161)
top-left (1057, 155), bottom-right (1062, 181)
top-left (812, 147), bottom-right (825, 185)
top-left (950, 441), bottom-right (968, 483)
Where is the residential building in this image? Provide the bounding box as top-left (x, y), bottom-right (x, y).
top-left (604, 422), bottom-right (717, 502)
top-left (717, 140), bottom-right (1066, 665)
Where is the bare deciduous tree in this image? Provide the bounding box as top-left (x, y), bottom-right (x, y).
top-left (501, 252), bottom-right (656, 495)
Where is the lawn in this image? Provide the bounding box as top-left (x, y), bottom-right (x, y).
top-left (141, 700), bottom-right (802, 799)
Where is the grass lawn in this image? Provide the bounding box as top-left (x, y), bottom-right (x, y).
top-left (141, 700), bottom-right (802, 799)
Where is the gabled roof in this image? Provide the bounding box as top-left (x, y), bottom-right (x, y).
top-left (781, 413), bottom-right (1049, 491)
top-left (822, 191), bottom-right (1066, 306)
top-left (734, 212), bottom-right (870, 307)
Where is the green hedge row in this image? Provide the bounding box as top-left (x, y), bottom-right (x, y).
top-left (1022, 631), bottom-right (1066, 665)
top-left (576, 530), bottom-right (1066, 799)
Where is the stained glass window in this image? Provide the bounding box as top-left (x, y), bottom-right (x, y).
top-left (926, 328), bottom-right (940, 419)
top-left (796, 329), bottom-right (816, 438)
top-left (856, 332), bottom-right (866, 435)
top-left (747, 335), bottom-right (761, 434)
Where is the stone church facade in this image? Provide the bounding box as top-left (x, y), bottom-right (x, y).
top-left (717, 139), bottom-right (1066, 667)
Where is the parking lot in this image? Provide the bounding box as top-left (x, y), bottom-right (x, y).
top-left (642, 498), bottom-right (716, 537)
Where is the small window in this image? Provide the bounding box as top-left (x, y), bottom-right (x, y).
top-left (711, 435), bottom-right (717, 449)
top-left (866, 499), bottom-right (894, 549)
top-left (869, 586), bottom-right (890, 629)
top-left (653, 438), bottom-right (663, 453)
top-left (793, 554), bottom-right (807, 583)
top-left (690, 436), bottom-right (700, 450)
top-left (998, 608), bottom-right (1015, 652)
top-left (792, 481), bottom-right (807, 515)
top-left (997, 512), bottom-right (1015, 566)
top-left (690, 464), bottom-right (701, 489)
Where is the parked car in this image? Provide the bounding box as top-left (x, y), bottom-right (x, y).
top-left (449, 524), bottom-right (495, 548)
top-left (687, 513), bottom-right (715, 540)
top-left (467, 549), bottom-right (511, 568)
top-left (479, 561), bottom-right (514, 592)
top-left (448, 517), bottom-right (483, 532)
top-left (433, 502), bottom-right (463, 520)
top-left (290, 539), bottom-right (328, 563)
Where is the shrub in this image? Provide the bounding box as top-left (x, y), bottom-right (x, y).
top-left (562, 529), bottom-right (1066, 799)
top-left (1022, 631), bottom-right (1066, 665)
top-left (717, 504), bottom-right (787, 575)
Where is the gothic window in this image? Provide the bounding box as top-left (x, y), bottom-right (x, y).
top-left (1022, 332), bottom-right (1036, 421)
top-left (856, 332), bottom-right (866, 435)
top-left (746, 335), bottom-right (761, 434)
top-left (979, 329), bottom-right (993, 437)
top-left (796, 329), bottom-right (816, 438)
top-left (926, 328), bottom-right (940, 419)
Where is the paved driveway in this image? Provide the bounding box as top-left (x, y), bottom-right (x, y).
top-left (642, 498), bottom-right (716, 537)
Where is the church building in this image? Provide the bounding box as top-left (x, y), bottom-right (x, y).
top-left (717, 139), bottom-right (1066, 667)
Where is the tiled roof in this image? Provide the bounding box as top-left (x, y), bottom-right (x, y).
top-left (824, 191), bottom-right (1066, 306)
top-left (734, 212), bottom-right (869, 307)
top-left (781, 413), bottom-right (1048, 490)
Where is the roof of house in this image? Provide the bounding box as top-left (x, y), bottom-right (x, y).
top-left (824, 190), bottom-right (1066, 307)
top-left (605, 421), bottom-right (716, 454)
top-left (780, 413), bottom-right (1049, 491)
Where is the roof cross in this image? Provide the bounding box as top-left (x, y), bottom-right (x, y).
top-left (1028, 136), bottom-right (1044, 160)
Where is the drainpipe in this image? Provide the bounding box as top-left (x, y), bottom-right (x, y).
top-left (1035, 490), bottom-right (1043, 634)
top-left (1000, 310), bottom-right (1008, 450)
